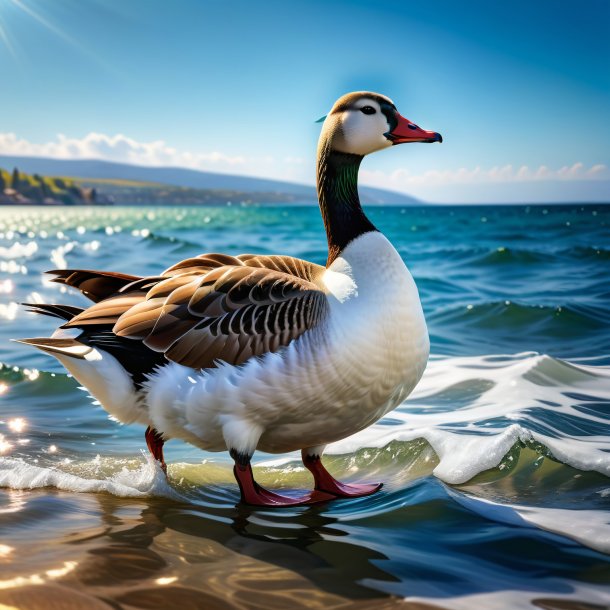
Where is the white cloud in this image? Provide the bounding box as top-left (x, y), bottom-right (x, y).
top-left (0, 131), bottom-right (319, 184)
top-left (0, 131), bottom-right (246, 172)
top-left (0, 131), bottom-right (607, 197)
top-left (587, 164), bottom-right (607, 177)
top-left (360, 162), bottom-right (609, 190)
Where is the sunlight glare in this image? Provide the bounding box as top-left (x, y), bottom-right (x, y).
top-left (8, 418), bottom-right (26, 433)
top-left (0, 434), bottom-right (13, 455)
top-left (0, 544), bottom-right (14, 559)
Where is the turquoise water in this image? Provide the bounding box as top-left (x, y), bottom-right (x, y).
top-left (0, 204), bottom-right (609, 609)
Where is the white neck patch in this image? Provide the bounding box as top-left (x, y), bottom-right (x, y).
top-left (323, 257), bottom-right (358, 303)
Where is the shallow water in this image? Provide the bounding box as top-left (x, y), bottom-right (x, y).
top-left (0, 204), bottom-right (609, 609)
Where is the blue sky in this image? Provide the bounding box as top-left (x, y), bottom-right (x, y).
top-left (0, 0), bottom-right (608, 202)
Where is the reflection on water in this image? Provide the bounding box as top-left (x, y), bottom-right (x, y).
top-left (0, 489), bottom-right (418, 609)
top-left (0, 471), bottom-right (609, 610)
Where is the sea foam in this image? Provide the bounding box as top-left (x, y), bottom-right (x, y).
top-left (0, 453), bottom-right (180, 500)
top-left (327, 353), bottom-right (610, 483)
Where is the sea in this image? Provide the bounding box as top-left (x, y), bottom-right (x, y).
top-left (0, 203), bottom-right (609, 610)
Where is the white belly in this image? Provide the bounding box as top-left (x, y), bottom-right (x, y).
top-left (144, 232), bottom-right (429, 455)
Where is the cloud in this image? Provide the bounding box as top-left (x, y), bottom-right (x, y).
top-left (0, 131), bottom-right (246, 172)
top-left (360, 162), bottom-right (609, 190)
top-left (0, 131), bottom-right (607, 197)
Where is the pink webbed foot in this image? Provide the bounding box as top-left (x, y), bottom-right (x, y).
top-left (302, 453), bottom-right (382, 498)
top-left (232, 459), bottom-right (334, 507)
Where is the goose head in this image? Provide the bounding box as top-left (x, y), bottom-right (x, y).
top-left (318, 91), bottom-right (442, 157)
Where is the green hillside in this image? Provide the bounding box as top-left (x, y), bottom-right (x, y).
top-left (0, 167), bottom-right (100, 205)
top-left (0, 167), bottom-right (306, 206)
top-left (73, 176), bottom-right (304, 205)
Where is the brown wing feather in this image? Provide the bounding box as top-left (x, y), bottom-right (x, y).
top-left (48, 269), bottom-right (143, 302)
top-left (126, 255), bottom-right (328, 368)
top-left (61, 253), bottom-right (328, 370)
top-left (153, 266), bottom-right (324, 368)
top-left (63, 293), bottom-right (146, 327)
top-left (237, 254), bottom-right (323, 282)
top-left (162, 253), bottom-right (243, 277)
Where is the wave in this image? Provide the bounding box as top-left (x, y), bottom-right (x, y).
top-left (1, 351), bottom-right (608, 560)
top-left (470, 245), bottom-right (610, 266)
top-left (1, 439), bottom-right (608, 557)
top-left (450, 490), bottom-right (610, 554)
top-left (0, 453), bottom-right (180, 499)
top-left (2, 353), bottom-right (609, 484)
top-left (139, 231), bottom-right (202, 252)
top-left (473, 247), bottom-right (552, 266)
top-left (430, 301), bottom-right (610, 332)
top-left (327, 353), bottom-right (610, 481)
top-left (404, 244), bottom-right (610, 272)
top-left (562, 245), bottom-right (610, 261)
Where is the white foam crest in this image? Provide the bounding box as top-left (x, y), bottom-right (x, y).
top-left (327, 353), bottom-right (610, 483)
top-left (541, 434), bottom-right (610, 477)
top-left (450, 491), bottom-right (610, 554)
top-left (0, 454), bottom-right (182, 500)
top-left (408, 352), bottom-right (610, 427)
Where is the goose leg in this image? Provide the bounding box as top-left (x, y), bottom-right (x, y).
top-left (302, 448), bottom-right (382, 498)
top-left (145, 426), bottom-right (167, 474)
top-left (230, 450), bottom-right (334, 507)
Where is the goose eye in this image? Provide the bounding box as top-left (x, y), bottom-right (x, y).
top-left (360, 106), bottom-right (376, 115)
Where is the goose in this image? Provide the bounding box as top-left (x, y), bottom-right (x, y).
top-left (18, 91), bottom-right (442, 506)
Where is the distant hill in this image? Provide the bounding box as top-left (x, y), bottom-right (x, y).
top-left (72, 176), bottom-right (317, 206)
top-left (0, 155), bottom-right (421, 205)
top-left (0, 166), bottom-right (101, 205)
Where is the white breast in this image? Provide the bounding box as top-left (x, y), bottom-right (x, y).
top-left (144, 232), bottom-right (429, 454)
top-left (318, 231), bottom-right (430, 424)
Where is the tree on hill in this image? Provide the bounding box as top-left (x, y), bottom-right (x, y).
top-left (0, 166), bottom-right (97, 204)
top-left (33, 174), bottom-right (49, 197)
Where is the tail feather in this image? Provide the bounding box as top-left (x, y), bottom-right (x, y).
top-left (47, 269), bottom-right (142, 302)
top-left (18, 298), bottom-right (166, 386)
top-left (13, 338), bottom-right (93, 360)
top-left (22, 303), bottom-right (84, 321)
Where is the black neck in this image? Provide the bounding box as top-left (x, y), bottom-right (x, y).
top-left (316, 146), bottom-right (377, 266)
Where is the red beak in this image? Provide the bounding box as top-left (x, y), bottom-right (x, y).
top-left (386, 112), bottom-right (442, 144)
